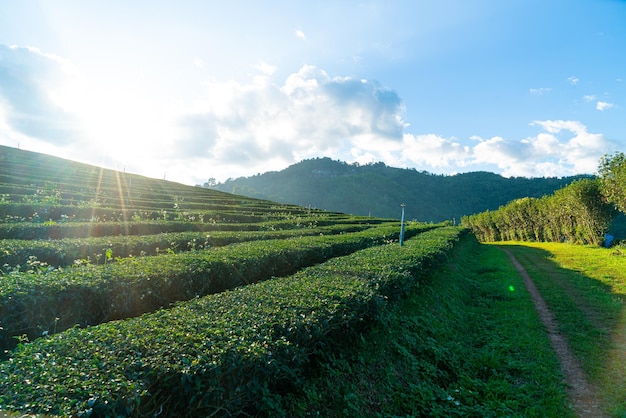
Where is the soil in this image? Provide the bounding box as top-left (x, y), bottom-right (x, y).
top-left (503, 249), bottom-right (608, 418)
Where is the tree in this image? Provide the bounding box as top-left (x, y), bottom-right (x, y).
top-left (462, 178), bottom-right (615, 245)
top-left (202, 178), bottom-right (217, 188)
top-left (598, 152), bottom-right (626, 214)
top-left (560, 178), bottom-right (614, 245)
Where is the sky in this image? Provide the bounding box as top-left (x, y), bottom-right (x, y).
top-left (0, 0), bottom-right (625, 185)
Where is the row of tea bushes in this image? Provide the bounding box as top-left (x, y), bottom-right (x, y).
top-left (0, 214), bottom-right (382, 240)
top-left (0, 220), bottom-right (234, 240)
top-left (0, 224), bottom-right (428, 352)
top-left (0, 223), bottom-right (374, 268)
top-left (0, 227), bottom-right (463, 417)
top-left (0, 202), bottom-right (332, 225)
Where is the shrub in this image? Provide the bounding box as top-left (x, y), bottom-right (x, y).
top-left (0, 223), bottom-right (373, 268)
top-left (0, 227), bottom-right (462, 417)
top-left (0, 224), bottom-right (429, 353)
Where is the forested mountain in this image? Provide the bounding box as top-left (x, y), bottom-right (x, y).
top-left (207, 158), bottom-right (590, 222)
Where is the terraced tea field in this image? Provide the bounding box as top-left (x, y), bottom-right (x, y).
top-left (0, 146), bottom-right (462, 416)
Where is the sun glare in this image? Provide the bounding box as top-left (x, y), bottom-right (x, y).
top-left (52, 76), bottom-right (177, 174)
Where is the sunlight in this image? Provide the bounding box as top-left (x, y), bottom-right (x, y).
top-left (47, 72), bottom-right (177, 174)
top-left (89, 166), bottom-right (105, 225)
top-left (113, 170), bottom-right (130, 233)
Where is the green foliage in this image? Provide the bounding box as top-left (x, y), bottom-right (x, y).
top-left (0, 227), bottom-right (462, 417)
top-left (0, 223), bottom-right (373, 268)
top-left (1, 143), bottom-right (604, 416)
top-left (211, 157), bottom-right (588, 222)
top-left (598, 151), bottom-right (626, 214)
top-left (267, 236), bottom-right (571, 417)
top-left (0, 218), bottom-right (332, 240)
top-left (0, 224), bottom-right (430, 353)
top-left (463, 178), bottom-right (615, 245)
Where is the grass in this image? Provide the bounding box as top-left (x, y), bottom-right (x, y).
top-left (497, 242), bottom-right (626, 417)
top-left (263, 235), bottom-right (572, 417)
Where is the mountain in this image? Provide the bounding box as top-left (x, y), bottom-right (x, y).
top-left (208, 157), bottom-right (591, 222)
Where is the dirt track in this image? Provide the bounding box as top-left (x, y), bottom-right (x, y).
top-left (503, 249), bottom-right (608, 418)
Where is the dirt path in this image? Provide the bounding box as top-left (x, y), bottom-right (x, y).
top-left (502, 249), bottom-right (608, 418)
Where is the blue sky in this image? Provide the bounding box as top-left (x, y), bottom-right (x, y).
top-left (0, 1), bottom-right (624, 185)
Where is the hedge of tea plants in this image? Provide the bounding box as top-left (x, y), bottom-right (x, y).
top-left (0, 223), bottom-right (430, 353)
top-left (0, 145), bottom-right (452, 416)
top-left (0, 216), bottom-right (372, 240)
top-left (0, 223), bottom-right (373, 267)
top-left (0, 227), bottom-right (463, 417)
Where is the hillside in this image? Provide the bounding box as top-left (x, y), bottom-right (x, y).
top-left (1, 145), bottom-right (622, 416)
top-left (208, 157), bottom-right (590, 222)
top-left (0, 144), bottom-right (465, 416)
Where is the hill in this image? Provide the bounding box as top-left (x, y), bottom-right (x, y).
top-left (0, 144), bottom-right (466, 416)
top-left (208, 157), bottom-right (591, 222)
top-left (1, 145), bottom-right (621, 416)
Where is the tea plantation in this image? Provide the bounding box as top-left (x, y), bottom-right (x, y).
top-left (0, 146), bottom-right (463, 416)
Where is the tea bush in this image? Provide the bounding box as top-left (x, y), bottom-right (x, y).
top-left (0, 224), bottom-right (429, 352)
top-left (0, 223), bottom-right (373, 267)
top-left (0, 227), bottom-right (462, 417)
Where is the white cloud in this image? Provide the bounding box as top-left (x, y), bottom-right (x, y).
top-left (172, 65), bottom-right (407, 180)
top-left (347, 120), bottom-right (608, 178)
top-left (395, 133), bottom-right (470, 169)
top-left (529, 87), bottom-right (551, 95)
top-left (167, 63), bottom-right (612, 182)
top-left (254, 60), bottom-right (277, 76)
top-left (531, 119), bottom-right (586, 135)
top-left (0, 44), bottom-right (83, 145)
top-left (568, 76), bottom-right (579, 85)
top-left (404, 121), bottom-right (612, 178)
top-left (0, 46), bottom-right (611, 185)
top-left (584, 95), bottom-right (596, 102)
top-left (295, 29), bottom-right (306, 40)
top-left (596, 101), bottom-right (614, 111)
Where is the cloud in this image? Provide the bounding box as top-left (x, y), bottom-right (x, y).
top-left (168, 64), bottom-right (612, 182)
top-left (0, 44), bottom-right (82, 145)
top-left (491, 120), bottom-right (611, 176)
top-left (295, 29), bottom-right (306, 40)
top-left (583, 96), bottom-right (614, 112)
top-left (173, 65), bottom-right (407, 177)
top-left (596, 101), bottom-right (614, 111)
top-left (568, 76), bottom-right (579, 85)
top-left (0, 46), bottom-right (609, 184)
top-left (529, 87), bottom-right (551, 95)
top-left (393, 121), bottom-right (611, 178)
top-left (394, 134), bottom-right (470, 169)
top-left (254, 61), bottom-right (276, 76)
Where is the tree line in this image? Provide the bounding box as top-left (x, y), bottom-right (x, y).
top-left (461, 152), bottom-right (626, 245)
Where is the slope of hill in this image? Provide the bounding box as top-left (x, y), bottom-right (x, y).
top-left (0, 144), bottom-right (273, 216)
top-left (209, 157), bottom-right (591, 222)
top-left (0, 144), bottom-right (467, 416)
top-left (1, 145), bottom-right (620, 417)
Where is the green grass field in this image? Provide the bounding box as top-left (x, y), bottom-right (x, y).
top-left (498, 242), bottom-right (626, 416)
top-left (266, 235), bottom-right (574, 417)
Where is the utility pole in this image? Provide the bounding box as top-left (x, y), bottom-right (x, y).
top-left (400, 203), bottom-right (406, 246)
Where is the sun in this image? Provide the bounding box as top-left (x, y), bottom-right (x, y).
top-left (49, 75), bottom-right (178, 174)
